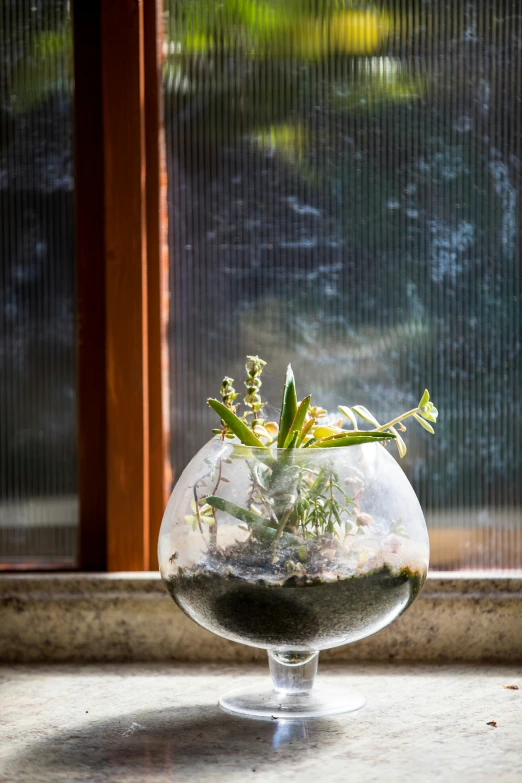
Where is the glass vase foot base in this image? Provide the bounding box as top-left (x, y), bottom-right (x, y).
top-left (219, 682), bottom-right (366, 719)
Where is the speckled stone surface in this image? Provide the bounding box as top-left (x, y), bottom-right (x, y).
top-left (0, 664), bottom-right (521, 782)
top-left (1, 573), bottom-right (522, 663)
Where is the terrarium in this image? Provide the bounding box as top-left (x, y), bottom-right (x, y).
top-left (159, 357), bottom-right (437, 718)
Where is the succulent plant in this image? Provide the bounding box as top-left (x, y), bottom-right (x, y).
top-left (208, 357), bottom-right (437, 455)
top-left (194, 357), bottom-right (438, 547)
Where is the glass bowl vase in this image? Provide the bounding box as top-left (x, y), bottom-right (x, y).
top-left (158, 438), bottom-right (429, 718)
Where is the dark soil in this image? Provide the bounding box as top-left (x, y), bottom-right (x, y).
top-left (166, 558), bottom-right (424, 651)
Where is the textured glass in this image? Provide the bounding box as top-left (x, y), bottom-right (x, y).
top-left (0, 3), bottom-right (77, 567)
top-left (164, 1), bottom-right (521, 570)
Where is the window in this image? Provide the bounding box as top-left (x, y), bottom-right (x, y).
top-left (164, 0), bottom-right (521, 570)
top-left (1, 1), bottom-right (519, 572)
top-left (0, 2), bottom-right (76, 568)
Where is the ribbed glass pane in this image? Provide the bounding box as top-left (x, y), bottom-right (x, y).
top-left (0, 2), bottom-right (77, 568)
top-left (164, 1), bottom-right (521, 570)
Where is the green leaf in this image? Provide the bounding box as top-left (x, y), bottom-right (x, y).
top-left (313, 426), bottom-right (343, 440)
top-left (250, 521), bottom-right (303, 547)
top-left (207, 496), bottom-right (301, 546)
top-left (205, 495), bottom-right (271, 526)
top-left (309, 469), bottom-right (329, 497)
top-left (280, 430), bottom-right (299, 465)
top-left (338, 405), bottom-right (358, 429)
top-left (390, 426), bottom-right (407, 458)
top-left (321, 430), bottom-right (395, 442)
top-left (285, 431), bottom-right (300, 450)
top-left (413, 413), bottom-right (435, 434)
top-left (352, 405), bottom-right (380, 427)
top-left (298, 417), bottom-right (315, 445)
top-left (208, 399), bottom-right (265, 447)
top-left (284, 395), bottom-right (311, 447)
top-left (419, 389), bottom-right (430, 408)
top-left (309, 431), bottom-right (395, 448)
top-left (277, 364), bottom-right (298, 448)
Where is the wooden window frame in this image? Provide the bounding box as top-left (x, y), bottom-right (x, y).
top-left (75, 0), bottom-right (170, 572)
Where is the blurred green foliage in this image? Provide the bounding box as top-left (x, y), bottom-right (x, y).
top-left (4, 1), bottom-right (520, 518)
top-left (1, 2), bottom-right (72, 112)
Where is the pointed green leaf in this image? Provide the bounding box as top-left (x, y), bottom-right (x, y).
top-left (277, 364), bottom-right (298, 448)
top-left (419, 389), bottom-right (430, 408)
top-left (285, 431), bottom-right (300, 450)
top-left (352, 405), bottom-right (380, 427)
top-left (413, 413), bottom-right (435, 434)
top-left (298, 417), bottom-right (315, 445)
top-left (338, 405), bottom-right (358, 429)
top-left (279, 430), bottom-right (300, 465)
top-left (309, 469), bottom-right (329, 496)
top-left (250, 521), bottom-right (303, 547)
top-left (284, 395), bottom-right (311, 447)
top-left (208, 399), bottom-right (265, 447)
top-left (205, 495), bottom-right (271, 526)
top-left (313, 426), bottom-right (343, 440)
top-left (309, 431), bottom-right (395, 448)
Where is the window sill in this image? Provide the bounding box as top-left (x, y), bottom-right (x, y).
top-left (2, 662), bottom-right (520, 782)
top-left (1, 572), bottom-right (521, 663)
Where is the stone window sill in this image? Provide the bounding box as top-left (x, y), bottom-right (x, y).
top-left (2, 662), bottom-right (521, 783)
top-left (1, 572), bottom-right (521, 663)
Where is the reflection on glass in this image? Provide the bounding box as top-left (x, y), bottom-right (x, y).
top-left (164, 1), bottom-right (521, 570)
top-left (0, 3), bottom-right (77, 567)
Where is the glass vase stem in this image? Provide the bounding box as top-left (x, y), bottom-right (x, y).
top-left (268, 651), bottom-right (319, 694)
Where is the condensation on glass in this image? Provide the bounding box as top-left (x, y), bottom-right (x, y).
top-left (163, 1), bottom-right (521, 570)
top-left (0, 3), bottom-right (77, 567)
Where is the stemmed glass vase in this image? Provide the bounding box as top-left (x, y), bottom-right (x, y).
top-left (158, 439), bottom-right (429, 718)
